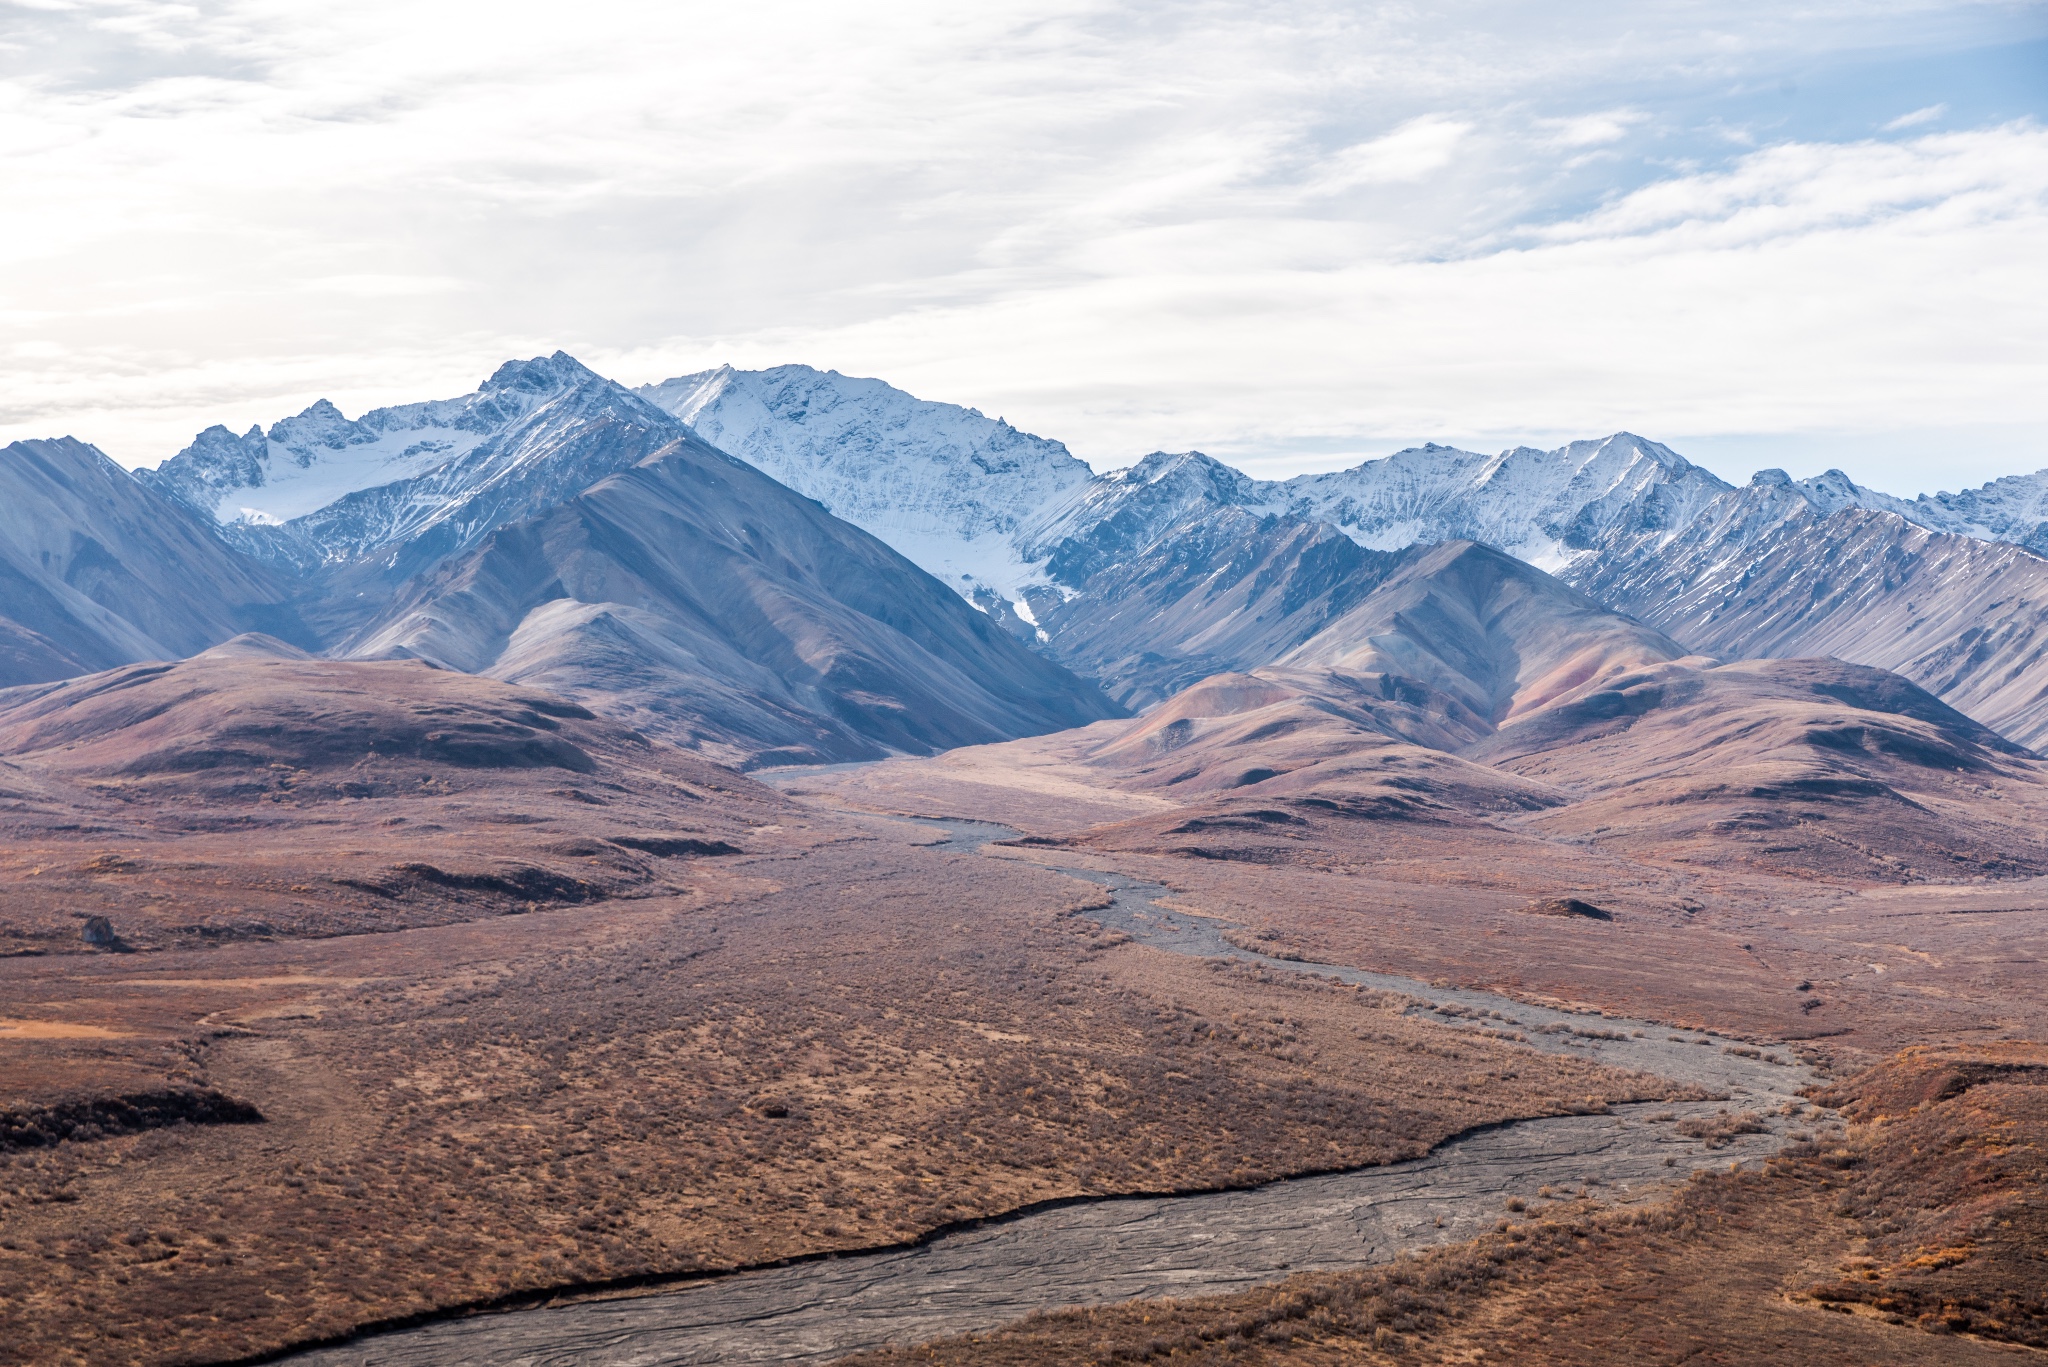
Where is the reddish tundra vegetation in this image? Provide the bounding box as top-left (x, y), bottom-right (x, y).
top-left (0, 655), bottom-right (1668, 1365)
top-left (6, 550), bottom-right (2048, 1366)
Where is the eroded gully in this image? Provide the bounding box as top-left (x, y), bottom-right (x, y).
top-left (288, 816), bottom-right (1825, 1366)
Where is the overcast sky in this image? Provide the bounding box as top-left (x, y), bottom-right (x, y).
top-left (3, 1), bottom-right (2045, 492)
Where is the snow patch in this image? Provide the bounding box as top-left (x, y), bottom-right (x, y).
top-left (639, 363), bottom-right (1093, 603)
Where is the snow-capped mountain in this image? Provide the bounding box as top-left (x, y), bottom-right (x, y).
top-left (634, 374), bottom-right (1739, 624)
top-left (1037, 497), bottom-right (1399, 708)
top-left (144, 353), bottom-right (684, 575)
top-left (639, 369), bottom-right (2048, 625)
top-left (1023, 451), bottom-right (1269, 590)
top-left (106, 353), bottom-right (1124, 762)
top-left (1010, 446), bottom-right (1657, 712)
top-left (1743, 464), bottom-right (2048, 555)
top-left (639, 365), bottom-right (1095, 607)
top-left (143, 398), bottom-right (488, 533)
top-left (1012, 436), bottom-right (1728, 614)
top-left (1262, 433), bottom-right (1732, 570)
top-left (1012, 445), bottom-right (2048, 745)
top-left (1905, 470), bottom-right (2048, 552)
top-left (1565, 470), bottom-right (2048, 749)
top-left (634, 381), bottom-right (2048, 745)
top-left (336, 423), bottom-right (1119, 766)
top-left (32, 345), bottom-right (2048, 757)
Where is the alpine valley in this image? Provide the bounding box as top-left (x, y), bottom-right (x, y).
top-left (6, 355), bottom-right (2048, 1367)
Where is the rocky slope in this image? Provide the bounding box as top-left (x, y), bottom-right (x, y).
top-left (337, 424), bottom-right (1120, 766)
top-left (1043, 539), bottom-right (1699, 808)
top-left (121, 356), bottom-right (1124, 764)
top-left (1567, 473), bottom-right (2048, 750)
top-left (1020, 464), bottom-right (1689, 723)
top-left (1028, 453), bottom-right (2048, 754)
top-left (637, 367), bottom-right (1739, 619)
top-left (0, 438), bottom-right (309, 687)
top-left (1015, 437), bottom-right (1733, 632)
top-left (640, 364), bottom-right (1095, 608)
top-left (988, 529), bottom-right (2048, 883)
top-left (627, 372), bottom-right (2048, 753)
top-left (1256, 432), bottom-right (1731, 570)
top-left (1030, 483), bottom-right (1407, 707)
top-left (146, 353), bottom-right (696, 584)
top-left (1905, 470), bottom-right (2048, 552)
top-left (23, 351), bottom-right (2048, 764)
top-left (1744, 463), bottom-right (2048, 555)
top-left (1264, 541), bottom-right (1692, 735)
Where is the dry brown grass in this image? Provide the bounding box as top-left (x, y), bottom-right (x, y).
top-left (800, 695), bottom-right (2048, 1065)
top-left (0, 818), bottom-right (1672, 1366)
top-left (0, 656), bottom-right (786, 953)
top-left (988, 831), bottom-right (2048, 1063)
top-left (841, 1043), bottom-right (2048, 1367)
top-left (13, 655), bottom-right (2048, 1366)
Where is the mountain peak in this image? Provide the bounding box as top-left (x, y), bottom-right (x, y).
top-left (483, 351), bottom-right (606, 396)
top-left (1265, 432), bottom-right (1729, 567)
top-left (637, 363), bottom-right (1094, 604)
top-left (1121, 450), bottom-right (1256, 496)
top-left (1600, 431), bottom-right (1693, 468)
top-left (141, 351), bottom-right (668, 552)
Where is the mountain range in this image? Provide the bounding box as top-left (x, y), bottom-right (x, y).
top-left (633, 365), bottom-right (2048, 744)
top-left (16, 350), bottom-right (2048, 1367)
top-left (6, 353), bottom-right (2048, 772)
top-left (9, 356), bottom-right (1119, 766)
top-left (1565, 474), bottom-right (2048, 748)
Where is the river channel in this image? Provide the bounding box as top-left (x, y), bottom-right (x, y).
top-left (289, 816), bottom-right (1824, 1366)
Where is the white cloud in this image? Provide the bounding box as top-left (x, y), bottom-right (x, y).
top-left (1308, 117), bottom-right (1471, 193)
top-left (1884, 103), bottom-right (1949, 130)
top-left (294, 274), bottom-right (465, 298)
top-left (680, 123), bottom-right (2048, 472)
top-left (1535, 109), bottom-right (1646, 149)
top-left (1534, 123), bottom-right (2048, 247)
top-left (0, 0), bottom-right (2041, 491)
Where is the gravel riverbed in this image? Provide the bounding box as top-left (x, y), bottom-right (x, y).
top-left (287, 817), bottom-right (1823, 1367)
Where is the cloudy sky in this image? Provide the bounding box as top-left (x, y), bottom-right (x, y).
top-left (3, 1), bottom-right (2045, 491)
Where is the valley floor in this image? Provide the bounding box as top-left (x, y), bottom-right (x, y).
top-left (847, 1041), bottom-right (2048, 1367)
top-left (0, 809), bottom-right (1665, 1365)
top-left (4, 735), bottom-right (2045, 1365)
